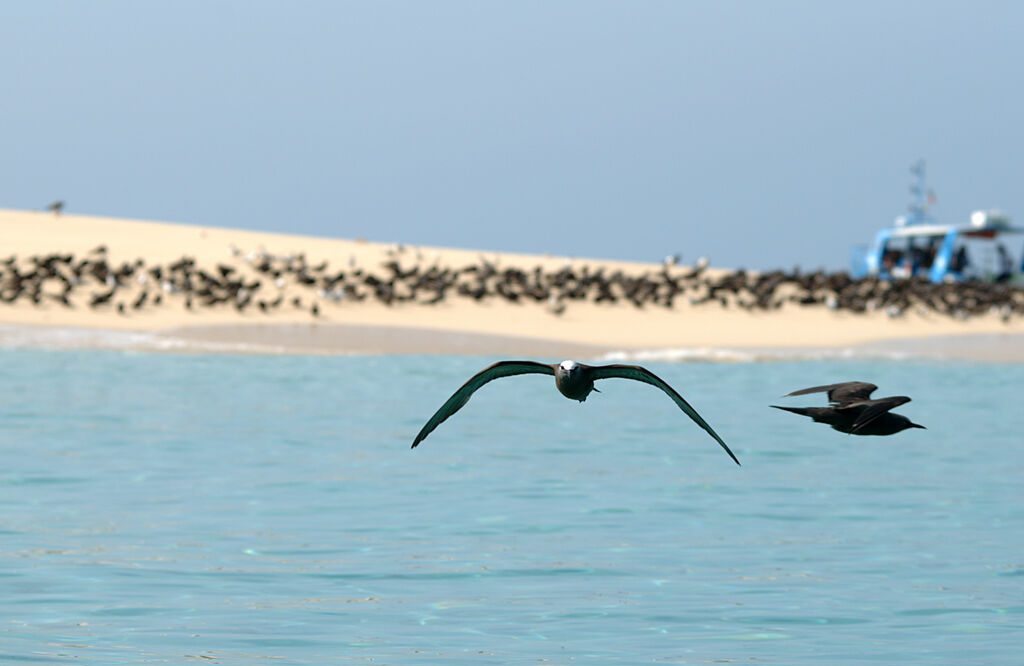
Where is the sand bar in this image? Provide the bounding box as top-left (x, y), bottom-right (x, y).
top-left (2, 208), bottom-right (1024, 360)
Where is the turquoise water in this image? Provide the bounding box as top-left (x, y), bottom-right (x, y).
top-left (2, 349), bottom-right (1023, 664)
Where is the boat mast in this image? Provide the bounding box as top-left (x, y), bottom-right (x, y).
top-left (906, 159), bottom-right (935, 226)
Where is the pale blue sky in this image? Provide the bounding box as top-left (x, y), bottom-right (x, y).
top-left (3, 1), bottom-right (1023, 270)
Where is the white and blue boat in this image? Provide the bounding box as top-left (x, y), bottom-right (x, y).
top-left (851, 160), bottom-right (1023, 283)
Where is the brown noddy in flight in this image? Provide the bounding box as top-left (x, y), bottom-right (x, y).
top-left (771, 381), bottom-right (925, 436)
top-left (412, 360), bottom-right (740, 465)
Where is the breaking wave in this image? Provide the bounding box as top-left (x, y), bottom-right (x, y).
top-left (598, 346), bottom-right (919, 363)
top-left (0, 324), bottom-right (294, 355)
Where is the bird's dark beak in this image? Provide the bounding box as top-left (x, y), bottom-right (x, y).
top-left (912, 423), bottom-right (927, 429)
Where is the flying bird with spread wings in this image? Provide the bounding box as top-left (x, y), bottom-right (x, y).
top-left (412, 360), bottom-right (740, 465)
top-left (771, 381), bottom-right (925, 435)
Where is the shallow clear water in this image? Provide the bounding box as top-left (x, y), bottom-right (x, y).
top-left (2, 349), bottom-right (1022, 664)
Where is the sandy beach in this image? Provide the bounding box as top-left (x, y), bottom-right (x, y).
top-left (3, 208), bottom-right (1023, 360)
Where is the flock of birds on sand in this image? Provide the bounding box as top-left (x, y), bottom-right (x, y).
top-left (2, 244), bottom-right (1024, 320)
top-left (411, 358), bottom-right (926, 466)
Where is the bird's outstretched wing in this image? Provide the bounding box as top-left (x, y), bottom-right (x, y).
top-left (412, 361), bottom-right (555, 448)
top-left (588, 364), bottom-right (740, 466)
top-left (783, 381), bottom-right (878, 405)
top-left (848, 396), bottom-right (912, 433)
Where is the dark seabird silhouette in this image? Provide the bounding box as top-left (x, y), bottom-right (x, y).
top-left (772, 381), bottom-right (925, 436)
top-left (412, 360), bottom-right (739, 465)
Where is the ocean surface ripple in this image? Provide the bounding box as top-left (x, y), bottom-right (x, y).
top-left (1, 350), bottom-right (1022, 664)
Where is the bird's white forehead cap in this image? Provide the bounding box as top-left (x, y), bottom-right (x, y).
top-left (559, 360), bottom-right (578, 371)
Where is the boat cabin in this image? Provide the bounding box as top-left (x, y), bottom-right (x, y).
top-left (852, 210), bottom-right (1023, 283)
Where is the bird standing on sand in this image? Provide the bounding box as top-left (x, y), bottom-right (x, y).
top-left (412, 360), bottom-right (740, 465)
top-left (772, 381), bottom-right (925, 435)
